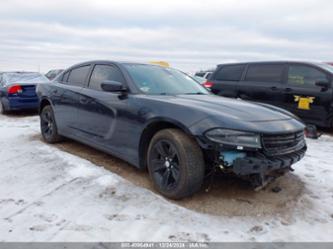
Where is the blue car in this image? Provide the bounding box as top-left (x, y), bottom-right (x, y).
top-left (0, 72), bottom-right (49, 114)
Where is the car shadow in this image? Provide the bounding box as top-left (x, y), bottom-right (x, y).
top-left (319, 128), bottom-right (333, 137)
top-left (31, 134), bottom-right (306, 217)
top-left (2, 110), bottom-right (38, 118)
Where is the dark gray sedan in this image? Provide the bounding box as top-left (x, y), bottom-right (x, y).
top-left (36, 61), bottom-right (306, 199)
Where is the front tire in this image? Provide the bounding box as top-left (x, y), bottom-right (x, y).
top-left (147, 129), bottom-right (205, 199)
top-left (40, 105), bottom-right (62, 143)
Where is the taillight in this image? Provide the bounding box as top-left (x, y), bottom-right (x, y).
top-left (203, 81), bottom-right (214, 89)
top-left (8, 85), bottom-right (23, 94)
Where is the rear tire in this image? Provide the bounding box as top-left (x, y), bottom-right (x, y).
top-left (147, 129), bottom-right (205, 199)
top-left (40, 105), bottom-right (62, 143)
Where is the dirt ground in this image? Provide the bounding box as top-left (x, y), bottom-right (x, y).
top-left (28, 133), bottom-right (305, 218)
top-left (7, 111), bottom-right (307, 218)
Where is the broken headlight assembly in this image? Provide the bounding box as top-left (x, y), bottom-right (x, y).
top-left (205, 128), bottom-right (262, 149)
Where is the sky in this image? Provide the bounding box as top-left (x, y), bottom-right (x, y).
top-left (0, 0), bottom-right (332, 73)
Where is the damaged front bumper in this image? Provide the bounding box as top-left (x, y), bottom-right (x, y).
top-left (215, 145), bottom-right (307, 188)
top-left (232, 146), bottom-right (306, 176)
top-left (196, 128), bottom-right (307, 188)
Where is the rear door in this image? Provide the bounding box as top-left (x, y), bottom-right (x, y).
top-left (52, 64), bottom-right (91, 133)
top-left (238, 63), bottom-right (286, 107)
top-left (283, 63), bottom-right (332, 125)
top-left (210, 64), bottom-right (245, 97)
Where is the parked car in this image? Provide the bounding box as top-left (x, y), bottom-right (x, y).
top-left (194, 70), bottom-right (213, 79)
top-left (37, 61), bottom-right (306, 199)
top-left (0, 72), bottom-right (49, 114)
top-left (193, 75), bottom-right (206, 84)
top-left (206, 61), bottom-right (333, 128)
top-left (45, 69), bottom-right (64, 80)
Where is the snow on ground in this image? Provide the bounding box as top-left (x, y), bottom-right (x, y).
top-left (0, 114), bottom-right (332, 242)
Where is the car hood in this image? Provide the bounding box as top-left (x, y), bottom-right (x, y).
top-left (146, 94), bottom-right (293, 122)
top-left (136, 94), bottom-right (305, 134)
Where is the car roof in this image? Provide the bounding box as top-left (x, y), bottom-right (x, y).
top-left (68, 60), bottom-right (154, 68)
top-left (217, 61), bottom-right (325, 67)
top-left (62, 60), bottom-right (172, 74)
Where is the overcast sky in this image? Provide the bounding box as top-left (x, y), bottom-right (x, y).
top-left (0, 0), bottom-right (332, 73)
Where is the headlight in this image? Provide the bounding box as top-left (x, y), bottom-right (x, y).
top-left (205, 128), bottom-right (261, 149)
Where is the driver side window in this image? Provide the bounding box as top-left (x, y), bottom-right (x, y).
top-left (89, 64), bottom-right (125, 91)
top-left (288, 65), bottom-right (328, 87)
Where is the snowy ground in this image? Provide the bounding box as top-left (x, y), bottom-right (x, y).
top-left (0, 113), bottom-right (332, 242)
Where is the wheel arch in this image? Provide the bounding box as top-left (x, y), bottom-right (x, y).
top-left (138, 118), bottom-right (195, 169)
top-left (39, 98), bottom-right (53, 114)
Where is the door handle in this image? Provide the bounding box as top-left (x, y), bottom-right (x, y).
top-left (284, 88), bottom-right (293, 92)
top-left (270, 86), bottom-right (278, 91)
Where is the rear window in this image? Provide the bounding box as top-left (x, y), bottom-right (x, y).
top-left (245, 64), bottom-right (284, 83)
top-left (214, 65), bottom-right (245, 81)
top-left (2, 72), bottom-right (49, 84)
top-left (67, 65), bottom-right (90, 87)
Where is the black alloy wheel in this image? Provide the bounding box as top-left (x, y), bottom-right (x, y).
top-left (147, 129), bottom-right (205, 199)
top-left (40, 105), bottom-right (62, 143)
top-left (150, 140), bottom-right (181, 191)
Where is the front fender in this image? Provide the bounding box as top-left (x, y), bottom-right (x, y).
top-left (144, 116), bottom-right (194, 135)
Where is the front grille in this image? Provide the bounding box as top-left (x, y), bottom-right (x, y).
top-left (262, 131), bottom-right (305, 156)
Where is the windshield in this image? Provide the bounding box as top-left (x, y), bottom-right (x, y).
top-left (315, 63), bottom-right (333, 74)
top-left (124, 64), bottom-right (209, 95)
top-left (3, 72), bottom-right (49, 84)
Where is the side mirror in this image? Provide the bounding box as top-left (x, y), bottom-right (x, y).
top-left (101, 80), bottom-right (127, 93)
top-left (315, 81), bottom-right (330, 89)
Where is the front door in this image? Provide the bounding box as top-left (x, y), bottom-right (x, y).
top-left (282, 63), bottom-right (332, 126)
top-left (76, 64), bottom-right (129, 146)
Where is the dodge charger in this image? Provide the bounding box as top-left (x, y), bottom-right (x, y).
top-left (36, 61), bottom-right (307, 199)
